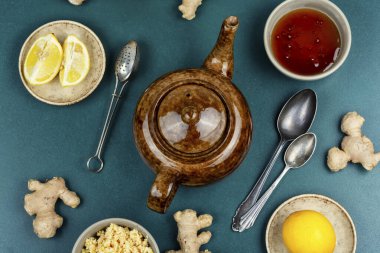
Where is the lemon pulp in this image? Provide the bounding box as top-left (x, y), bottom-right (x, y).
top-left (59, 35), bottom-right (90, 87)
top-left (23, 34), bottom-right (63, 85)
top-left (282, 210), bottom-right (336, 253)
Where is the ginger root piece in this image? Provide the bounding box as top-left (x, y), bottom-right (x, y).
top-left (179, 0), bottom-right (203, 20)
top-left (167, 209), bottom-right (213, 253)
top-left (327, 112), bottom-right (380, 171)
top-left (68, 0), bottom-right (85, 5)
top-left (24, 177), bottom-right (80, 238)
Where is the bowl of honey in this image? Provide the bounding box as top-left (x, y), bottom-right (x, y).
top-left (264, 0), bottom-right (351, 81)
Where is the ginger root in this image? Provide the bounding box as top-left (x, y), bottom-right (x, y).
top-left (24, 177), bottom-right (80, 238)
top-left (327, 112), bottom-right (380, 172)
top-left (68, 0), bottom-right (85, 5)
top-left (179, 0), bottom-right (203, 20)
top-left (167, 209), bottom-right (213, 253)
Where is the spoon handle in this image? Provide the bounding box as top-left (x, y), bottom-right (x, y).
top-left (87, 79), bottom-right (128, 173)
top-left (238, 166), bottom-right (291, 231)
top-left (232, 139), bottom-right (287, 231)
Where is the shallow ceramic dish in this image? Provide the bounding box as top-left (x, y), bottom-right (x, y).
top-left (264, 0), bottom-right (351, 81)
top-left (266, 194), bottom-right (356, 253)
top-left (72, 218), bottom-right (160, 253)
top-left (19, 20), bottom-right (106, 106)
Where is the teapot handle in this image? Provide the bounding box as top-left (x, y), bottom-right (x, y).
top-left (147, 170), bottom-right (180, 213)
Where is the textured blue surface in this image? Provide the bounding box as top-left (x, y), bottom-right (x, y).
top-left (0, 0), bottom-right (379, 252)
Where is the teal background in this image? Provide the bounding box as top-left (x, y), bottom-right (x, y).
top-left (0, 0), bottom-right (379, 252)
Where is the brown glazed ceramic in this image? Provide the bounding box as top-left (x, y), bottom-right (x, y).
top-left (134, 16), bottom-right (252, 213)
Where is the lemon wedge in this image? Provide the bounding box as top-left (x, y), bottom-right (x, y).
top-left (59, 35), bottom-right (90, 87)
top-left (23, 34), bottom-right (63, 85)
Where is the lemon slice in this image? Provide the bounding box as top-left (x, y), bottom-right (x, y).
top-left (59, 35), bottom-right (90, 87)
top-left (23, 34), bottom-right (63, 85)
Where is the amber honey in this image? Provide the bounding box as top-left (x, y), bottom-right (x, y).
top-left (271, 8), bottom-right (341, 75)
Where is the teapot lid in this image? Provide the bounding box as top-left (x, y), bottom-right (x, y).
top-left (157, 84), bottom-right (227, 154)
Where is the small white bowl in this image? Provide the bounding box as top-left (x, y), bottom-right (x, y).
top-left (264, 0), bottom-right (351, 81)
top-left (72, 218), bottom-right (160, 253)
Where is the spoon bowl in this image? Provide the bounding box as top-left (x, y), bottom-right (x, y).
top-left (278, 89), bottom-right (317, 140)
top-left (285, 132), bottom-right (317, 168)
top-left (115, 41), bottom-right (140, 82)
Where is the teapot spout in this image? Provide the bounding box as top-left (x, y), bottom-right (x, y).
top-left (203, 16), bottom-right (239, 79)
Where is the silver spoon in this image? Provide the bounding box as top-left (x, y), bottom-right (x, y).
top-left (87, 41), bottom-right (140, 173)
top-left (232, 89), bottom-right (317, 231)
top-left (238, 132), bottom-right (317, 232)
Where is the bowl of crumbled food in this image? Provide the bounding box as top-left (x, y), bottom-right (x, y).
top-left (72, 218), bottom-right (159, 253)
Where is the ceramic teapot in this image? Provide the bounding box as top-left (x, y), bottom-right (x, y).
top-left (134, 16), bottom-right (252, 213)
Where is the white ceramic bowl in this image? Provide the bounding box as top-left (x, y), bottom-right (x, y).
top-left (264, 0), bottom-right (351, 81)
top-left (72, 218), bottom-right (160, 253)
